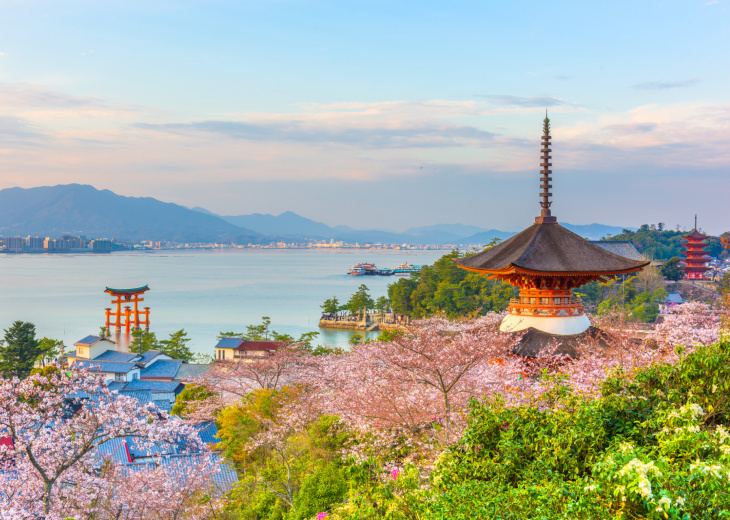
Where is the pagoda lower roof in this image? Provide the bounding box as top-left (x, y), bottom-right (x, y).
top-left (105, 285), bottom-right (150, 294)
top-left (456, 222), bottom-right (650, 275)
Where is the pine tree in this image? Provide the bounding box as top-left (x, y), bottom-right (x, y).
top-left (0, 321), bottom-right (41, 379)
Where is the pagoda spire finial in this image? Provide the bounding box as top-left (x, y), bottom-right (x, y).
top-left (536, 112), bottom-right (557, 223)
top-left (695, 214), bottom-right (698, 231)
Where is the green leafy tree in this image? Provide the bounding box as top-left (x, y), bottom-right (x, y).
top-left (661, 256), bottom-right (684, 281)
top-left (375, 295), bottom-right (390, 313)
top-left (170, 384), bottom-right (215, 419)
top-left (218, 388), bottom-right (349, 519)
top-left (387, 250), bottom-right (518, 318)
top-left (129, 329), bottom-right (159, 355)
top-left (36, 337), bottom-right (64, 367)
top-left (99, 326), bottom-right (109, 338)
top-left (159, 329), bottom-right (194, 362)
top-left (320, 297), bottom-right (340, 315)
top-left (0, 321), bottom-right (41, 379)
top-left (345, 284), bottom-right (375, 316)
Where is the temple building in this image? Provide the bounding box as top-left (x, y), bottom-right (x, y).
top-left (682, 218), bottom-right (711, 280)
top-left (456, 114), bottom-right (649, 340)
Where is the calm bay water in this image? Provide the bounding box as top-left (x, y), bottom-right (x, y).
top-left (0, 249), bottom-right (445, 354)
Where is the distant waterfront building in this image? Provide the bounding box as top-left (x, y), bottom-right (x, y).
top-left (24, 236), bottom-right (44, 252)
top-left (682, 219), bottom-right (711, 280)
top-left (4, 237), bottom-right (24, 252)
top-left (455, 114), bottom-right (649, 350)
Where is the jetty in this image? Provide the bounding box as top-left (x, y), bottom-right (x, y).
top-left (319, 312), bottom-right (412, 332)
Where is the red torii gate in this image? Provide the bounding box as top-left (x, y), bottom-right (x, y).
top-left (105, 285), bottom-right (150, 333)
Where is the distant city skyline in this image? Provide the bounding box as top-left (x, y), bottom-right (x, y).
top-left (0, 1), bottom-right (727, 233)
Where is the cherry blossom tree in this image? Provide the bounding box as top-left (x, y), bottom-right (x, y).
top-left (308, 314), bottom-right (522, 445)
top-left (187, 345), bottom-right (314, 421)
top-left (651, 301), bottom-right (721, 352)
top-left (0, 367), bottom-right (217, 519)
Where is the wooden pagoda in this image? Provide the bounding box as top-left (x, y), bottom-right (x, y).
top-left (682, 218), bottom-right (710, 280)
top-left (455, 114), bottom-right (649, 336)
top-left (105, 285), bottom-right (151, 332)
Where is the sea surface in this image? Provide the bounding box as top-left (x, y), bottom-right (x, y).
top-left (0, 249), bottom-right (446, 354)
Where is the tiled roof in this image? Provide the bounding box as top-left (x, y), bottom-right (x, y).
top-left (76, 360), bottom-right (139, 374)
top-left (215, 337), bottom-right (244, 350)
top-left (174, 363), bottom-right (212, 381)
top-left (137, 349), bottom-right (164, 364)
top-left (94, 350), bottom-right (139, 363)
top-left (106, 381), bottom-right (126, 392)
top-left (155, 454), bottom-right (238, 495)
top-left (666, 292), bottom-right (685, 304)
top-left (153, 399), bottom-right (173, 413)
top-left (237, 340), bottom-right (285, 352)
top-left (141, 360), bottom-right (182, 380)
top-left (123, 379), bottom-right (184, 393)
top-left (94, 437), bottom-right (132, 464)
top-left (75, 335), bottom-right (104, 346)
top-left (457, 223), bottom-right (650, 273)
top-left (590, 241), bottom-right (645, 262)
top-left (119, 389), bottom-right (153, 404)
top-left (194, 421), bottom-right (220, 444)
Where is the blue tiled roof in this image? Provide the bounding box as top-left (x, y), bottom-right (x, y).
top-left (94, 437), bottom-right (131, 464)
top-left (94, 350), bottom-right (139, 362)
top-left (153, 399), bottom-right (173, 413)
top-left (126, 436), bottom-right (178, 458)
top-left (76, 360), bottom-right (139, 374)
top-left (194, 421), bottom-right (220, 444)
top-left (119, 389), bottom-right (153, 404)
top-left (155, 453), bottom-right (238, 495)
top-left (214, 337), bottom-right (244, 350)
top-left (141, 360), bottom-right (182, 380)
top-left (106, 381), bottom-right (126, 392)
top-left (666, 292), bottom-right (685, 304)
top-left (75, 335), bottom-right (103, 346)
top-left (137, 350), bottom-right (164, 364)
top-left (123, 379), bottom-right (183, 393)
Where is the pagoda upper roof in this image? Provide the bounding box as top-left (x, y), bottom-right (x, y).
top-left (456, 222), bottom-right (650, 275)
top-left (685, 230), bottom-right (709, 240)
top-left (105, 285), bottom-right (150, 295)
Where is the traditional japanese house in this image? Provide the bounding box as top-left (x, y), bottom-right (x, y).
top-left (455, 114), bottom-right (649, 343)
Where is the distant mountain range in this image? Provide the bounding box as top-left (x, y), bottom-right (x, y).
top-left (0, 184), bottom-right (634, 244)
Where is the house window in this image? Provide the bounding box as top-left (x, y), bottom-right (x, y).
top-left (115, 373), bottom-right (125, 381)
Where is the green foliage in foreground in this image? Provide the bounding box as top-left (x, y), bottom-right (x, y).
top-left (216, 341), bottom-right (730, 520)
top-left (374, 341), bottom-right (730, 519)
top-left (387, 250), bottom-right (518, 318)
top-left (317, 341), bottom-right (730, 519)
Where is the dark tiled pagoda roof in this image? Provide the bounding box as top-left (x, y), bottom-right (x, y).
top-left (589, 241), bottom-right (645, 262)
top-left (456, 222), bottom-right (649, 274)
top-left (686, 230), bottom-right (709, 240)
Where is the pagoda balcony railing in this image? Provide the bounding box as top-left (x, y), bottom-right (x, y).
top-left (508, 298), bottom-right (584, 317)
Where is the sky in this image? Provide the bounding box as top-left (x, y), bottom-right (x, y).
top-left (0, 0), bottom-right (728, 233)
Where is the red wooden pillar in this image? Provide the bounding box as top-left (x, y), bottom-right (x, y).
top-left (124, 306), bottom-right (132, 333)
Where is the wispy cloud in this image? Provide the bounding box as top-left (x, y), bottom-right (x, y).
top-left (0, 115), bottom-right (46, 142)
top-left (475, 95), bottom-right (567, 108)
top-left (138, 119), bottom-right (497, 149)
top-left (632, 79), bottom-right (700, 91)
top-left (80, 50), bottom-right (94, 56)
top-left (704, 1), bottom-right (719, 5)
top-left (0, 52), bottom-right (6, 57)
